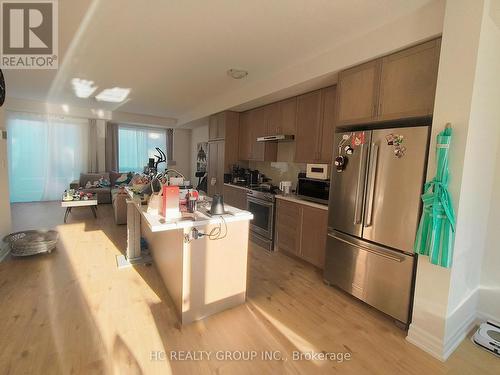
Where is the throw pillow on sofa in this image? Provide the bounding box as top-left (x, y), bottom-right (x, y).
top-left (115, 173), bottom-right (132, 186)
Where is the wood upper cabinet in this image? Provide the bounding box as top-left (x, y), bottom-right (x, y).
top-left (294, 86), bottom-right (337, 163)
top-left (265, 97), bottom-right (297, 135)
top-left (207, 141), bottom-right (219, 197)
top-left (208, 112), bottom-right (226, 140)
top-left (318, 85), bottom-right (337, 163)
top-left (300, 206), bottom-right (328, 268)
top-left (336, 59), bottom-right (381, 126)
top-left (238, 107), bottom-right (277, 162)
top-left (238, 111), bottom-right (252, 161)
top-left (265, 102), bottom-right (281, 136)
top-left (207, 111), bottom-right (239, 197)
top-left (336, 38), bottom-right (441, 126)
top-left (275, 199), bottom-right (328, 269)
top-left (280, 97), bottom-right (298, 135)
top-left (378, 39), bottom-right (441, 121)
top-left (294, 90), bottom-right (322, 163)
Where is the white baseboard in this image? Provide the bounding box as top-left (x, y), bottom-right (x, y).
top-left (407, 324), bottom-right (447, 361)
top-left (407, 289), bottom-right (478, 361)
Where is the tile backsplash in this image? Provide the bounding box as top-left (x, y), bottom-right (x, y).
top-left (247, 142), bottom-right (305, 191)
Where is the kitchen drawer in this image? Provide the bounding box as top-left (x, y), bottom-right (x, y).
top-left (324, 231), bottom-right (415, 323)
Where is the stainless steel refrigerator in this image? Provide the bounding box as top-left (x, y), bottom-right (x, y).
top-left (324, 125), bottom-right (429, 325)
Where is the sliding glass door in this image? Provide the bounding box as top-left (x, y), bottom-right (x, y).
top-left (7, 112), bottom-right (89, 202)
top-left (118, 125), bottom-right (166, 172)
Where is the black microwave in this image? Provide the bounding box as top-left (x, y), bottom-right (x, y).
top-left (296, 177), bottom-right (330, 204)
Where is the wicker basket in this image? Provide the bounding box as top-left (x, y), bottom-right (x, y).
top-left (3, 230), bottom-right (58, 256)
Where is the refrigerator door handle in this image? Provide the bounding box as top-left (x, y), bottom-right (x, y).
top-left (327, 231), bottom-right (403, 263)
top-left (365, 143), bottom-right (378, 227)
top-left (353, 143), bottom-right (366, 224)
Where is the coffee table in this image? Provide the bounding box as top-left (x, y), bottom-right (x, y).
top-left (61, 196), bottom-right (98, 223)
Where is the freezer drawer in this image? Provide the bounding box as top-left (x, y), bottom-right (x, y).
top-left (324, 231), bottom-right (415, 324)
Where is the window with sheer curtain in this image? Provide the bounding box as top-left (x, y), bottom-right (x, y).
top-left (7, 112), bottom-right (89, 202)
top-left (118, 125), bottom-right (167, 172)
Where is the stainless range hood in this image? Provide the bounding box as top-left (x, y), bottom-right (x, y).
top-left (256, 134), bottom-right (295, 142)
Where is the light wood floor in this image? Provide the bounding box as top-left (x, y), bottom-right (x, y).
top-left (0, 202), bottom-right (498, 374)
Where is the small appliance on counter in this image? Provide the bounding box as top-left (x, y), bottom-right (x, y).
top-left (306, 163), bottom-right (329, 180)
top-left (296, 173), bottom-right (330, 204)
top-left (279, 181), bottom-right (292, 195)
top-left (210, 194), bottom-right (226, 215)
top-left (161, 185), bottom-right (182, 219)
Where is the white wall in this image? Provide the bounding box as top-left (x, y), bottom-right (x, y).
top-left (172, 129), bottom-right (192, 181)
top-left (408, 0), bottom-right (500, 360)
top-left (478, 0), bottom-right (500, 322)
top-left (190, 120), bottom-right (209, 185)
top-left (177, 0), bottom-right (446, 125)
top-left (0, 108), bottom-right (12, 257)
top-left (480, 135), bottom-right (500, 320)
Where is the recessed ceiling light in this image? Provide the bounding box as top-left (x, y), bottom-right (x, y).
top-left (95, 87), bottom-right (130, 103)
top-left (71, 78), bottom-right (97, 98)
top-left (61, 104), bottom-right (69, 113)
top-left (227, 69), bottom-right (248, 79)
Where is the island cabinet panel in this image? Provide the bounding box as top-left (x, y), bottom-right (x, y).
top-left (336, 59), bottom-right (381, 126)
top-left (378, 39), bottom-right (440, 121)
top-left (294, 86), bottom-right (337, 163)
top-left (300, 206), bottom-right (328, 269)
top-left (275, 198), bottom-right (328, 268)
top-left (222, 185), bottom-right (248, 210)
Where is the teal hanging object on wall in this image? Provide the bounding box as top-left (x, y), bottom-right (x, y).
top-left (414, 123), bottom-right (456, 267)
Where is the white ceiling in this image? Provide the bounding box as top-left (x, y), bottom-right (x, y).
top-left (4, 0), bottom-right (438, 127)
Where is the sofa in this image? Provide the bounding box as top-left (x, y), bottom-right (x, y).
top-left (70, 172), bottom-right (129, 224)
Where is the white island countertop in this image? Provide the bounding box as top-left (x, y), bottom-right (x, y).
top-left (137, 201), bottom-right (253, 232)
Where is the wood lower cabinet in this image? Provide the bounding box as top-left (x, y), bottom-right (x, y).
top-left (222, 184), bottom-right (248, 210)
top-left (275, 198), bottom-right (328, 269)
top-left (275, 199), bottom-right (302, 256)
top-left (300, 205), bottom-right (328, 268)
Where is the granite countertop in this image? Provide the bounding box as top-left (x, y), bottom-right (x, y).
top-left (224, 182), bottom-right (329, 211)
top-left (275, 194), bottom-right (328, 211)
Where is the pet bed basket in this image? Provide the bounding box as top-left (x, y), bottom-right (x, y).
top-left (3, 230), bottom-right (58, 256)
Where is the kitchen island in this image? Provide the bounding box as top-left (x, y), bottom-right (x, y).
top-left (131, 200), bottom-right (253, 324)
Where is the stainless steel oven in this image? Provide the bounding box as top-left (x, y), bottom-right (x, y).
top-left (246, 189), bottom-right (275, 251)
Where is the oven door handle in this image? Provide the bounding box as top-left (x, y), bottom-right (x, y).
top-left (247, 196), bottom-right (274, 207)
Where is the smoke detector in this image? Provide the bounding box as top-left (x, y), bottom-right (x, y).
top-left (227, 69), bottom-right (248, 79)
